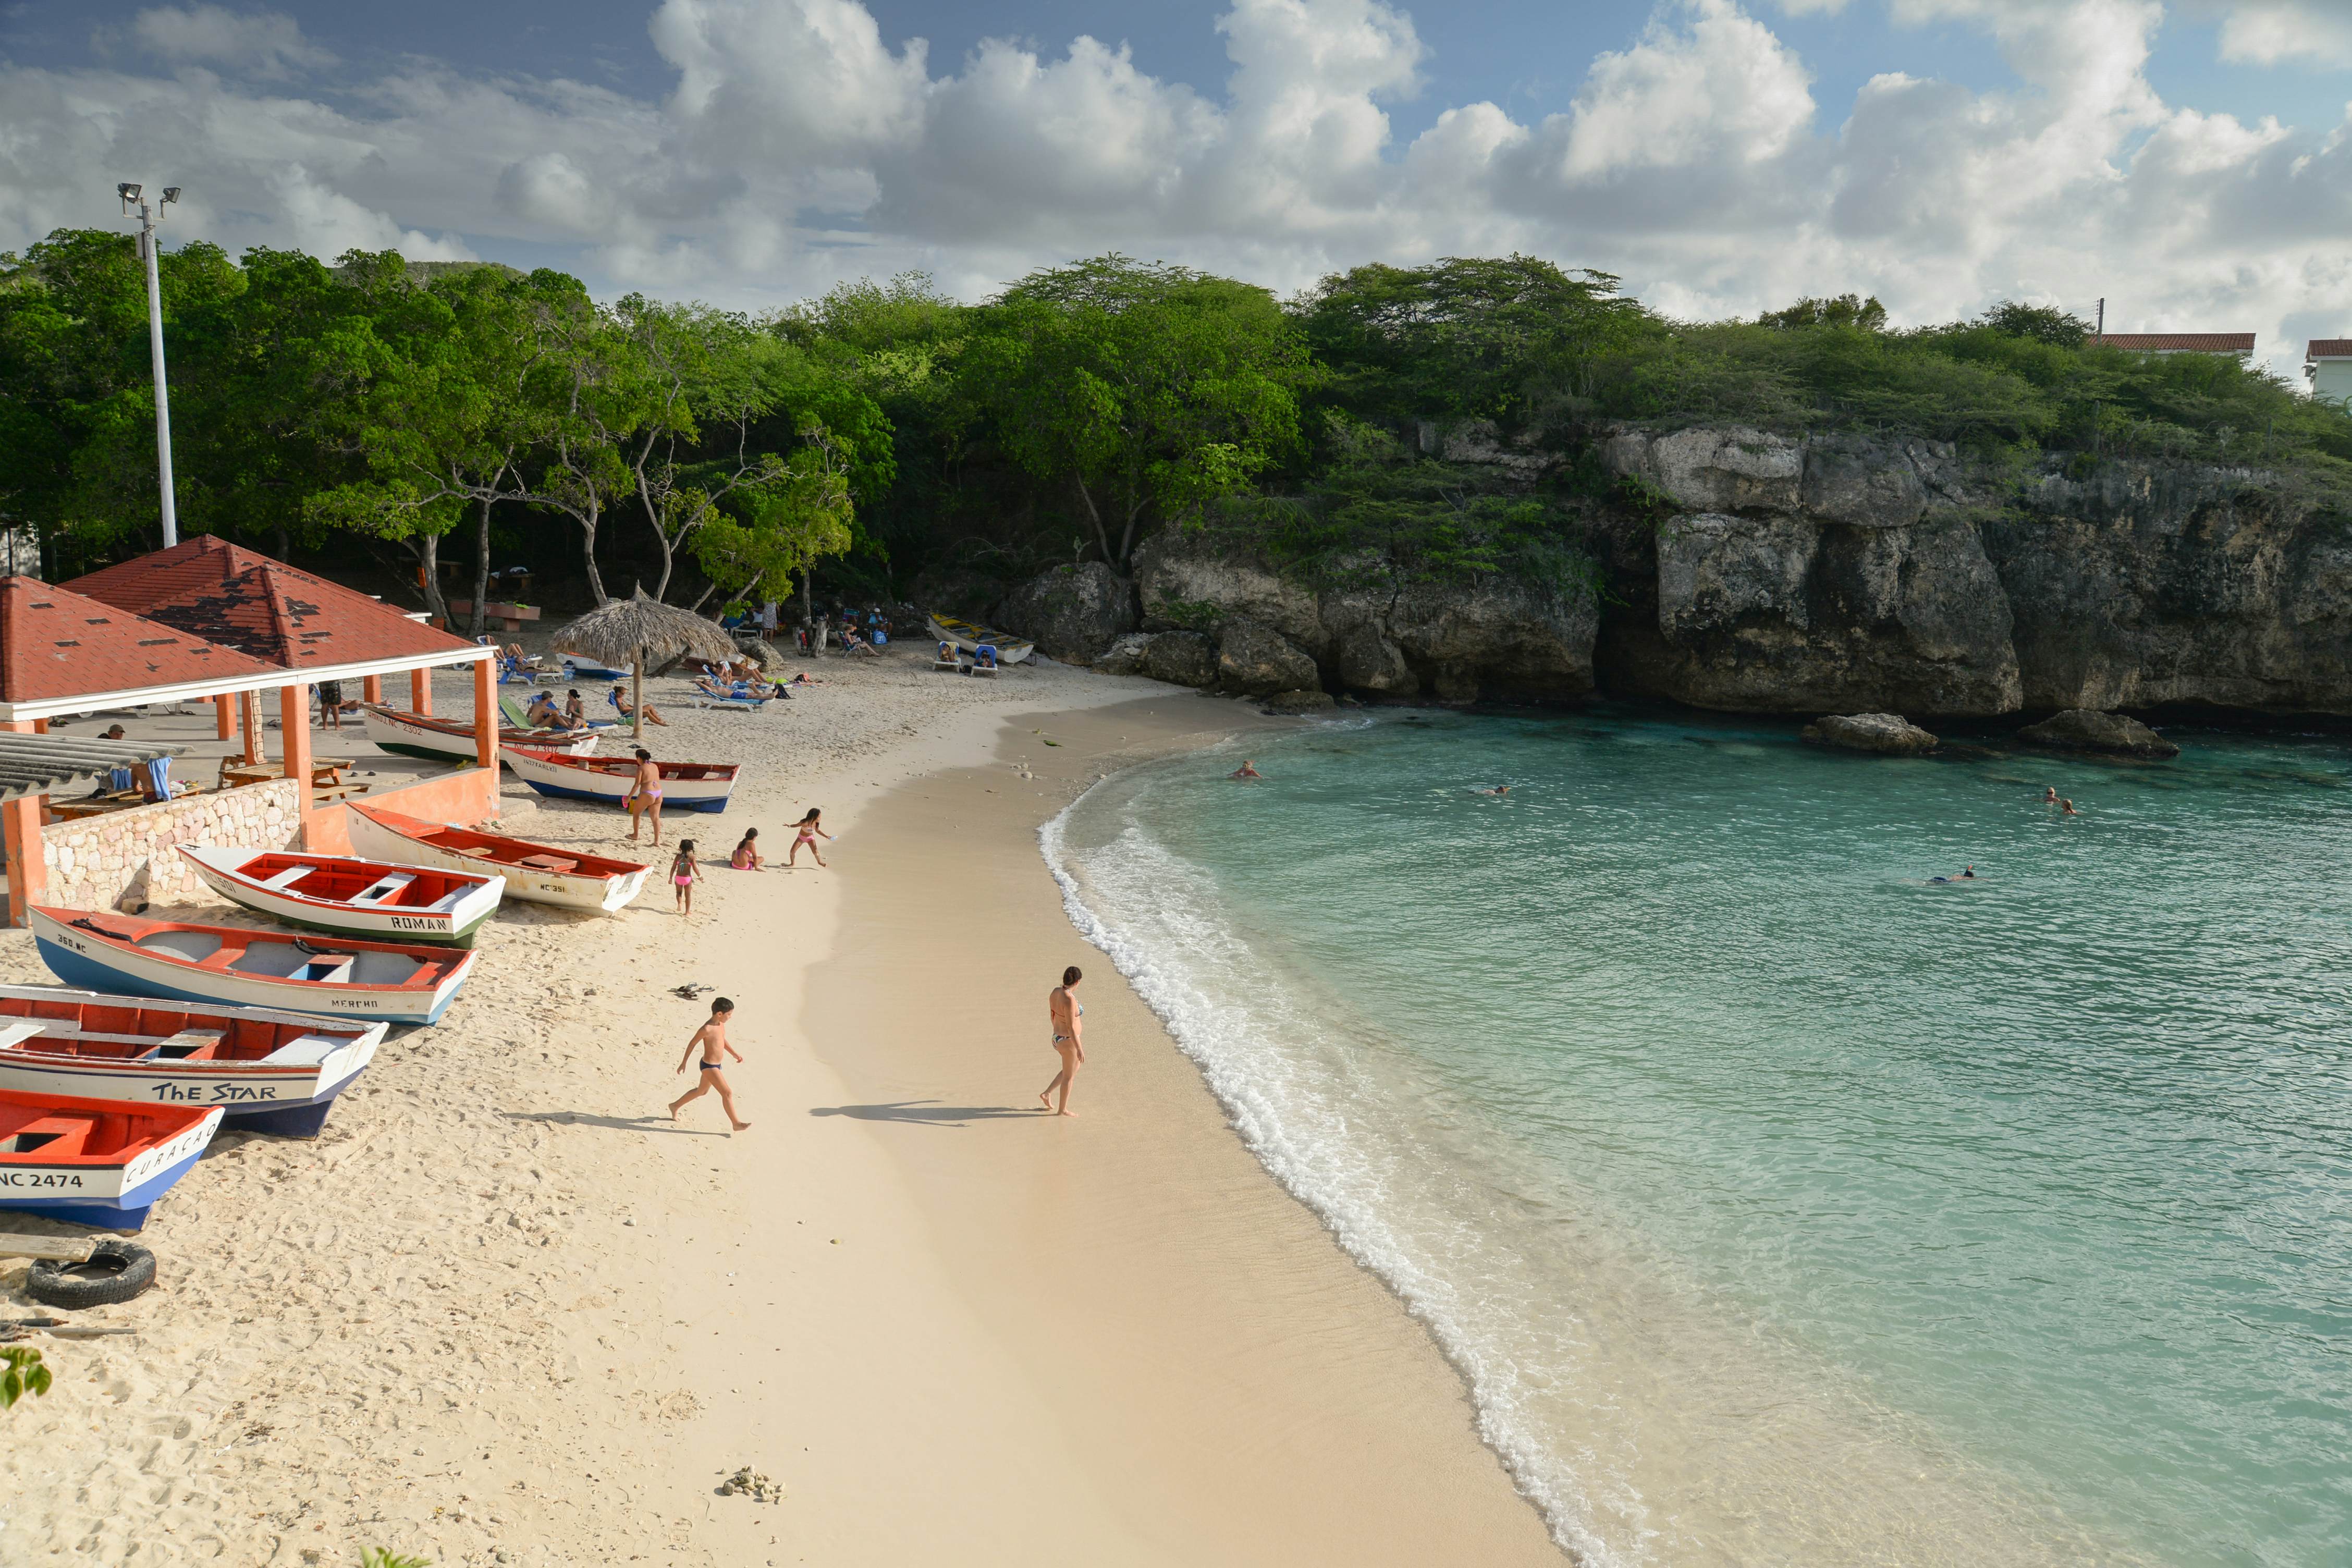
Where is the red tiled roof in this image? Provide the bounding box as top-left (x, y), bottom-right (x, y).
top-left (2090, 333), bottom-right (2256, 353)
top-left (64, 536), bottom-right (472, 673)
top-left (0, 575), bottom-right (279, 704)
top-left (2306, 339), bottom-right (2352, 361)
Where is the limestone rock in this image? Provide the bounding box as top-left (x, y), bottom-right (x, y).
top-left (993, 562), bottom-right (1137, 663)
top-left (1092, 633), bottom-right (1152, 677)
top-left (2014, 708), bottom-right (2180, 758)
top-left (1215, 618), bottom-right (1320, 695)
top-left (1140, 631), bottom-right (1216, 687)
top-left (1260, 688), bottom-right (1337, 715)
top-left (1800, 713), bottom-right (1940, 755)
top-left (1332, 623), bottom-right (1414, 694)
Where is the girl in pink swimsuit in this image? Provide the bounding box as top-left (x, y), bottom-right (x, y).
top-left (670, 840), bottom-right (702, 918)
top-left (788, 808), bottom-right (831, 868)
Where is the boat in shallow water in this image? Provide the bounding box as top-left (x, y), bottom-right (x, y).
top-left (344, 804), bottom-right (651, 913)
top-left (29, 906), bottom-right (476, 1026)
top-left (0, 1089), bottom-right (222, 1229)
top-left (500, 746), bottom-right (740, 813)
top-left (0, 985), bottom-right (384, 1137)
top-left (180, 846), bottom-right (504, 948)
top-left (360, 703), bottom-right (597, 763)
top-left (926, 612), bottom-right (1033, 664)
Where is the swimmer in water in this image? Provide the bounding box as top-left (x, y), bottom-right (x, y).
top-left (1477, 784), bottom-right (1511, 796)
top-left (1229, 761), bottom-right (1263, 780)
top-left (1962, 865), bottom-right (1976, 878)
top-left (2061, 798), bottom-right (2079, 816)
top-left (2044, 786), bottom-right (2058, 804)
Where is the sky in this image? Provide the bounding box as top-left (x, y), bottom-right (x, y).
top-left (1, 0), bottom-right (2347, 379)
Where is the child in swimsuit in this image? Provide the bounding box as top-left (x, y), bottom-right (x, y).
top-left (730, 828), bottom-right (764, 871)
top-left (670, 839), bottom-right (702, 917)
top-left (788, 808), bottom-right (831, 868)
top-left (668, 997), bottom-right (749, 1131)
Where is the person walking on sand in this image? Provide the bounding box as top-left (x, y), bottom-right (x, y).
top-left (669, 998), bottom-right (750, 1130)
top-left (628, 748), bottom-right (665, 846)
top-left (1040, 965), bottom-right (1085, 1116)
top-left (670, 839), bottom-right (703, 916)
top-left (788, 807), bottom-right (831, 867)
top-left (730, 827), bottom-right (764, 871)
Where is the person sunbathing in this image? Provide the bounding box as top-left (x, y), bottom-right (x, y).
top-left (842, 627), bottom-right (878, 656)
top-left (562, 688), bottom-right (589, 727)
top-left (524, 691), bottom-right (579, 730)
top-left (607, 684), bottom-right (669, 726)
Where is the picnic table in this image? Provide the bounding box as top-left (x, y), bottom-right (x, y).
top-left (217, 757), bottom-right (369, 802)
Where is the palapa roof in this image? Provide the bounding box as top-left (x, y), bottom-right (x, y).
top-left (0, 575), bottom-right (278, 705)
top-left (550, 590), bottom-right (738, 668)
top-left (65, 536), bottom-right (474, 673)
top-left (2090, 333), bottom-right (2256, 354)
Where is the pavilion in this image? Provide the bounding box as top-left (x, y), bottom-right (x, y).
top-left (0, 541), bottom-right (497, 927)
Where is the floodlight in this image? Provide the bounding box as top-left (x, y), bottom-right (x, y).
top-left (162, 187), bottom-right (180, 204)
top-left (118, 182), bottom-right (141, 201)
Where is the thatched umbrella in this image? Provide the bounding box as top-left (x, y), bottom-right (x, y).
top-left (550, 590), bottom-right (738, 740)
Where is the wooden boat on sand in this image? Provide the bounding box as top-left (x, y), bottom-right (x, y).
top-left (180, 846), bottom-right (504, 948)
top-left (344, 804), bottom-right (650, 913)
top-left (360, 704), bottom-right (597, 764)
top-left (500, 746), bottom-right (740, 814)
top-left (29, 907), bottom-right (476, 1026)
top-left (0, 1089), bottom-right (222, 1229)
top-left (926, 613), bottom-right (1033, 665)
top-left (0, 985), bottom-right (383, 1138)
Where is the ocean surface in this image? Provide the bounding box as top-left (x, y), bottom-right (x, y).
top-left (1041, 707), bottom-right (2352, 1568)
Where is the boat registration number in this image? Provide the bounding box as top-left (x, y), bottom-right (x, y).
top-left (0, 1171), bottom-right (82, 1189)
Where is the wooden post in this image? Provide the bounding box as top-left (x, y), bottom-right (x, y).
top-left (473, 658), bottom-right (496, 769)
top-left (411, 667), bottom-right (432, 718)
top-left (279, 683), bottom-right (313, 825)
top-left (1, 718), bottom-right (43, 928)
top-left (214, 694), bottom-right (234, 740)
top-left (363, 675), bottom-right (383, 706)
top-left (241, 691), bottom-right (263, 764)
top-left (31, 719), bottom-right (46, 736)
top-left (632, 654), bottom-right (644, 741)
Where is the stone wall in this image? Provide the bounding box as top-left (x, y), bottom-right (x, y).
top-left (40, 778), bottom-right (303, 913)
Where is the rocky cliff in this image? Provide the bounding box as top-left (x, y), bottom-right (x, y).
top-left (988, 422), bottom-right (2352, 718)
top-left (1595, 426), bottom-right (2352, 718)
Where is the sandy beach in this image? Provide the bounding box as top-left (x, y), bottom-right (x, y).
top-left (0, 653), bottom-right (1558, 1565)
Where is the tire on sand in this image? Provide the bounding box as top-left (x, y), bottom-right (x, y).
top-left (27, 1239), bottom-right (157, 1310)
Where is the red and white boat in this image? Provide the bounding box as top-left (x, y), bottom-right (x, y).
top-left (501, 745), bottom-right (740, 813)
top-left (0, 1089), bottom-right (222, 1229)
top-left (344, 804), bottom-right (651, 913)
top-left (360, 704), bottom-right (597, 763)
top-left (0, 985), bottom-right (383, 1138)
top-left (181, 846), bottom-right (504, 948)
top-left (30, 907), bottom-right (476, 1026)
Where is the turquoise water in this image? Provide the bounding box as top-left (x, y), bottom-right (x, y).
top-left (1043, 709), bottom-right (2352, 1567)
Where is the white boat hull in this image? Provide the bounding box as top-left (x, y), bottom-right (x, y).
top-left (500, 747), bottom-right (738, 813)
top-left (926, 615), bottom-right (1034, 664)
top-left (30, 909), bottom-right (473, 1026)
top-left (361, 705), bottom-right (596, 763)
top-left (344, 810), bottom-right (650, 913)
top-left (0, 985), bottom-right (383, 1137)
top-left (179, 846), bottom-right (504, 947)
top-left (0, 1107), bottom-right (221, 1228)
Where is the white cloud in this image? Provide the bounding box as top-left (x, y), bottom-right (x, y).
top-left (2211, 0), bottom-right (2352, 67)
top-left (118, 5), bottom-right (335, 78)
top-left (6, 0), bottom-right (2350, 378)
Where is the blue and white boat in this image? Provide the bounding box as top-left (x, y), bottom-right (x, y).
top-left (0, 1088), bottom-right (222, 1229)
top-left (29, 906), bottom-right (476, 1026)
top-left (0, 985), bottom-right (384, 1138)
top-left (499, 745), bottom-right (739, 813)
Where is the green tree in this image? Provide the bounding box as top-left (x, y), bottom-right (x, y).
top-left (965, 255), bottom-right (1311, 568)
top-left (1757, 293), bottom-right (1888, 333)
top-left (690, 422), bottom-right (856, 616)
top-left (511, 278), bottom-right (652, 605)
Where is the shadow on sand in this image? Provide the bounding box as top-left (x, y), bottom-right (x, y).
top-left (807, 1100), bottom-right (1042, 1128)
top-left (502, 1110), bottom-right (727, 1137)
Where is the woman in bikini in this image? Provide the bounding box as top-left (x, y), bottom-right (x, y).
top-left (1040, 965), bottom-right (1085, 1116)
top-left (628, 748), bottom-right (664, 845)
top-left (730, 827), bottom-right (765, 871)
top-left (787, 807), bottom-right (831, 868)
top-left (670, 839), bottom-right (702, 917)
top-left (669, 997), bottom-right (750, 1130)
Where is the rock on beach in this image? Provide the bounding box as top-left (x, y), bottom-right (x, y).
top-left (2014, 708), bottom-right (2180, 758)
top-left (1800, 712), bottom-right (1940, 755)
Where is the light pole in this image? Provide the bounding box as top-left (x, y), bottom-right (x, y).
top-left (118, 182), bottom-right (181, 548)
